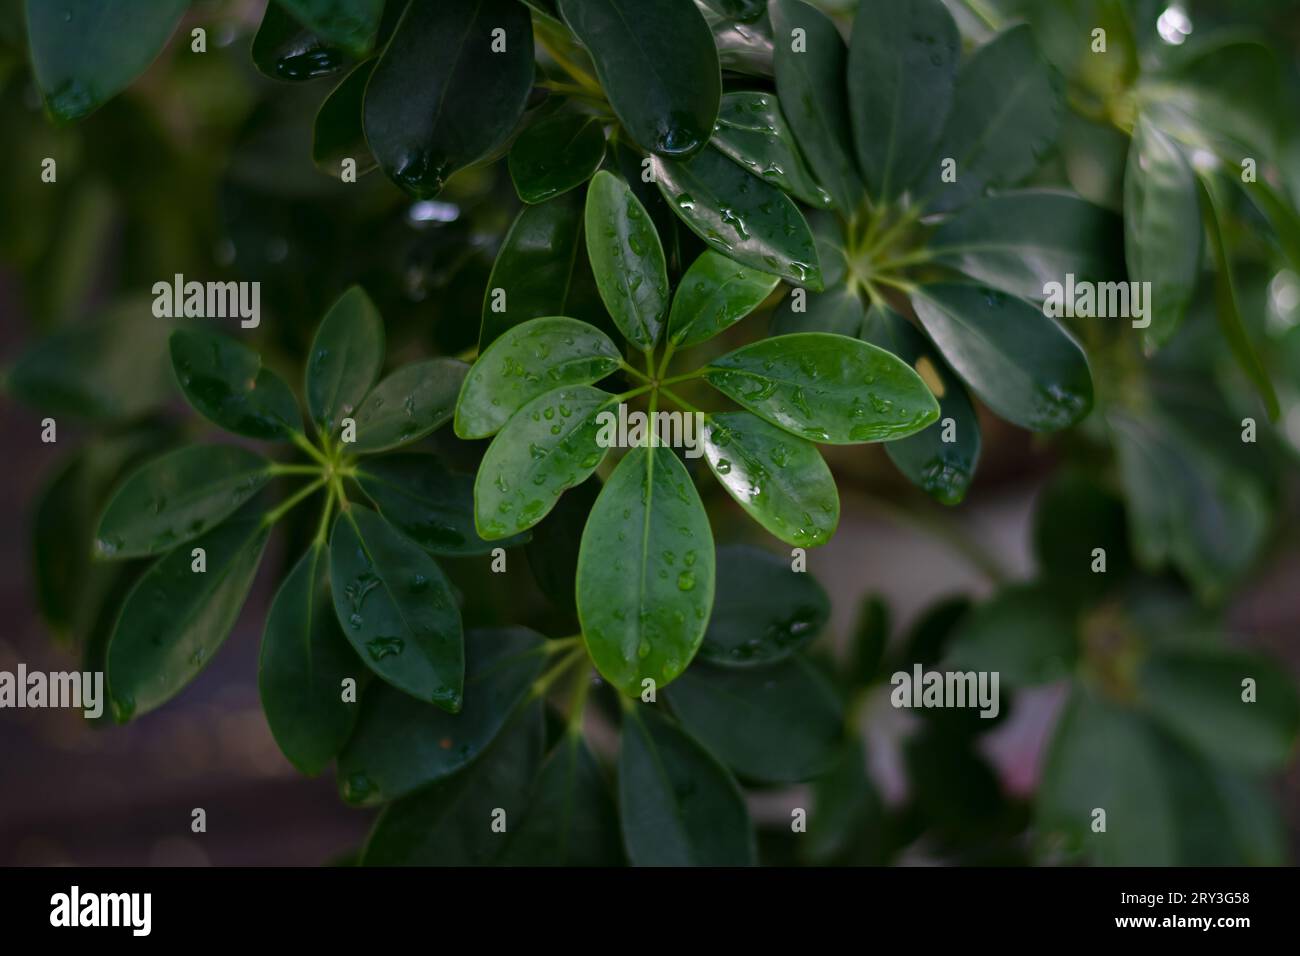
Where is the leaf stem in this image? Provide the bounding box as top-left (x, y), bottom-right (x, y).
top-left (656, 341), bottom-right (677, 380)
top-left (567, 666), bottom-right (592, 734)
top-left (544, 635), bottom-right (583, 655)
top-left (268, 463), bottom-right (322, 477)
top-left (873, 274), bottom-right (919, 295)
top-left (659, 386), bottom-right (703, 415)
top-left (532, 646), bottom-right (587, 698)
top-left (262, 478), bottom-right (327, 527)
top-left (615, 384), bottom-right (655, 403)
top-left (621, 362), bottom-right (653, 386)
top-left (313, 485), bottom-right (337, 546)
top-left (290, 431), bottom-right (330, 467)
top-left (658, 369), bottom-right (703, 388)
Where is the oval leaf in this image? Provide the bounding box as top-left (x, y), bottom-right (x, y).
top-left (350, 358), bottom-right (467, 454)
top-left (772, 285), bottom-right (865, 337)
top-left (252, 1), bottom-right (351, 82)
top-left (668, 250), bottom-right (781, 348)
top-left (276, 0), bottom-right (384, 57)
top-left (306, 285), bottom-right (385, 438)
top-left (313, 60), bottom-right (379, 176)
top-left (170, 329), bottom-right (303, 441)
top-left (943, 583), bottom-right (1077, 686)
top-left (710, 91), bottom-right (833, 208)
top-left (509, 105), bottom-right (607, 204)
top-left (585, 170), bottom-right (670, 350)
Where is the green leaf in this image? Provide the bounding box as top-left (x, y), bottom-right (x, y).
top-left (276, 0), bottom-right (384, 57)
top-left (930, 189), bottom-right (1125, 301)
top-left (584, 170), bottom-right (671, 350)
top-left (362, 703), bottom-right (545, 865)
top-left (509, 104), bottom-right (606, 204)
top-left (710, 91), bottom-right (833, 208)
top-left (1032, 469), bottom-right (1128, 605)
top-left (501, 732), bottom-right (625, 866)
top-left (259, 546), bottom-right (362, 776)
top-left (771, 285), bottom-right (865, 337)
top-left (1138, 648), bottom-right (1299, 772)
top-left (478, 193), bottom-right (585, 349)
top-left (654, 147), bottom-right (822, 289)
top-left (306, 285), bottom-right (385, 438)
top-left (94, 445), bottom-right (270, 560)
top-left (705, 7), bottom-right (775, 77)
top-left (667, 656), bottom-right (841, 782)
top-left (557, 0), bottom-right (719, 158)
top-left (704, 332), bottom-right (939, 443)
top-left (1243, 177), bottom-right (1300, 275)
top-left (252, 0), bottom-right (351, 82)
top-left (768, 0), bottom-right (863, 211)
top-left (910, 284), bottom-right (1093, 432)
top-left (25, 0), bottom-right (187, 122)
top-left (337, 627), bottom-right (546, 805)
top-left (1197, 173), bottom-right (1279, 419)
top-left (356, 454), bottom-right (525, 556)
top-left (524, 477), bottom-right (600, 613)
top-left (578, 446), bottom-right (715, 696)
top-left (106, 507), bottom-right (270, 721)
top-left (847, 0), bottom-right (959, 202)
top-left (804, 739), bottom-right (882, 864)
top-left (1123, 117), bottom-right (1201, 347)
top-left (169, 329), bottom-right (303, 441)
top-left (474, 386), bottom-right (614, 540)
top-left (848, 595), bottom-right (889, 686)
top-left (698, 544), bottom-right (828, 666)
top-left (699, 0), bottom-right (765, 20)
top-left (313, 59), bottom-right (378, 177)
top-left (363, 0), bottom-right (532, 196)
top-left (860, 305), bottom-right (980, 505)
top-left (922, 25), bottom-right (1063, 213)
top-left (700, 412), bottom-right (839, 547)
top-left (349, 359), bottom-right (467, 454)
top-left (618, 705), bottom-right (755, 865)
top-left (944, 584), bottom-right (1076, 686)
top-left (456, 316), bottom-right (623, 440)
top-left (667, 250), bottom-right (781, 348)
top-left (329, 505), bottom-right (464, 710)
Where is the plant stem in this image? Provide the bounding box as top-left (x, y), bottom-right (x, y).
top-left (262, 478), bottom-right (326, 527)
top-left (290, 431), bottom-right (330, 467)
top-left (567, 666), bottom-right (592, 734)
top-left (874, 274), bottom-right (919, 295)
top-left (313, 485), bottom-right (336, 546)
top-left (659, 386), bottom-right (704, 416)
top-left (544, 635), bottom-right (583, 655)
top-left (616, 383), bottom-right (655, 403)
top-left (659, 369), bottom-right (703, 388)
top-left (621, 362), bottom-right (654, 386)
top-left (268, 463), bottom-right (322, 477)
top-left (532, 646), bottom-right (586, 698)
top-left (656, 341), bottom-right (677, 380)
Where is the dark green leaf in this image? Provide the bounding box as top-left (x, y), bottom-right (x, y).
top-left (456, 316), bottom-right (623, 440)
top-left (944, 583), bottom-right (1076, 686)
top-left (106, 507), bottom-right (270, 721)
top-left (710, 91), bottom-right (833, 208)
top-left (276, 0), bottom-right (384, 57)
top-left (478, 193), bottom-right (584, 349)
top-left (772, 285), bottom-right (864, 337)
top-left (578, 446), bottom-right (715, 697)
top-left (558, 0), bottom-right (720, 157)
top-left (705, 8), bottom-right (774, 77)
top-left (260, 545), bottom-right (362, 776)
top-left (170, 329), bottom-right (303, 441)
top-left (699, 0), bottom-right (764, 20)
top-left (618, 705), bottom-right (755, 865)
top-left (252, 1), bottom-right (351, 82)
top-left (848, 0), bottom-right (959, 202)
top-left (704, 332), bottom-right (939, 443)
top-left (329, 505), bottom-right (464, 710)
top-left (768, 0), bottom-right (863, 211)
top-left (313, 59), bottom-right (378, 177)
top-left (1032, 469), bottom-right (1128, 605)
top-left (350, 359), bottom-right (467, 454)
top-left (700, 412), bottom-right (839, 546)
top-left (910, 284), bottom-right (1093, 432)
top-left (509, 105), bottom-right (606, 204)
top-left (848, 595), bottom-right (889, 686)
top-left (654, 147), bottom-right (822, 289)
top-left (337, 627), bottom-right (546, 804)
top-left (305, 285), bottom-right (385, 438)
top-left (363, 0), bottom-right (532, 196)
top-left (524, 476), bottom-right (600, 613)
top-left (668, 250), bottom-right (780, 348)
top-left (804, 739), bottom-right (882, 864)
top-left (584, 170), bottom-right (671, 350)
top-left (95, 445), bottom-right (270, 560)
top-left (25, 0), bottom-right (187, 121)
top-left (896, 594), bottom-right (970, 670)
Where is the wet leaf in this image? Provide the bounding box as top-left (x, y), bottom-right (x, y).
top-left (710, 91), bottom-right (833, 208)
top-left (305, 285), bottom-right (385, 439)
top-left (252, 1), bottom-right (351, 82)
top-left (509, 105), bottom-right (606, 204)
top-left (276, 0), bottom-right (384, 57)
top-left (350, 358), bottom-right (468, 454)
top-left (169, 329), bottom-right (302, 441)
top-left (584, 170), bottom-right (670, 350)
top-left (667, 249), bottom-right (780, 348)
top-left (313, 59), bottom-right (378, 177)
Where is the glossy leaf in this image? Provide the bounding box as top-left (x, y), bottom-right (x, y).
top-left (667, 250), bottom-right (780, 348)
top-left (456, 316), bottom-right (623, 440)
top-left (667, 656), bottom-right (841, 782)
top-left (356, 454), bottom-right (524, 557)
top-left (654, 147), bottom-right (822, 289)
top-left (922, 25), bottom-right (1062, 213)
top-left (479, 193), bottom-right (584, 349)
top-left (618, 706), bottom-right (755, 865)
top-left (329, 505), bottom-right (464, 710)
top-left (944, 584), bottom-right (1076, 686)
top-left (276, 0), bottom-right (384, 57)
top-left (106, 508), bottom-right (270, 721)
top-left (25, 0), bottom-right (187, 122)
top-left (710, 91), bottom-right (832, 208)
top-left (848, 0), bottom-right (959, 201)
top-left (252, 1), bottom-right (351, 82)
top-left (95, 445), bottom-right (270, 560)
top-left (910, 284), bottom-right (1093, 432)
top-left (558, 0), bottom-right (719, 158)
top-left (474, 385), bottom-right (615, 540)
top-left (306, 286), bottom-right (385, 438)
top-left (704, 332), bottom-right (939, 443)
top-left (170, 329), bottom-right (302, 441)
top-left (768, 0), bottom-right (862, 211)
top-left (578, 446), bottom-right (715, 696)
top-left (1123, 117), bottom-right (1200, 347)
top-left (349, 359), bottom-right (467, 454)
top-left (772, 285), bottom-right (864, 337)
top-left (860, 305), bottom-right (980, 505)
top-left (584, 170), bottom-right (670, 350)
top-left (700, 412), bottom-right (839, 547)
top-left (313, 60), bottom-right (378, 177)
top-left (337, 628), bottom-right (545, 805)
top-left (260, 545), bottom-right (362, 776)
top-left (524, 477), bottom-right (600, 613)
top-left (509, 105), bottom-right (606, 204)
top-left (363, 0), bottom-right (532, 196)
top-left (706, 8), bottom-right (775, 77)
top-left (930, 190), bottom-right (1125, 301)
